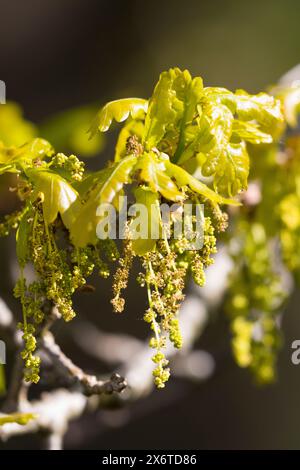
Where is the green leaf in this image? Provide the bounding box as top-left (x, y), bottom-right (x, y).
top-left (136, 152), bottom-right (184, 202)
top-left (201, 140), bottom-right (250, 197)
top-left (232, 121), bottom-right (272, 144)
top-left (178, 89), bottom-right (273, 196)
top-left (131, 186), bottom-right (160, 255)
top-left (181, 101), bottom-right (249, 197)
top-left (233, 89), bottom-right (283, 132)
top-left (89, 98), bottom-right (148, 137)
top-left (173, 76), bottom-right (203, 162)
top-left (164, 160), bottom-right (240, 206)
top-left (177, 114), bottom-right (218, 165)
top-left (27, 168), bottom-right (78, 224)
top-left (0, 412), bottom-right (37, 426)
top-left (66, 155), bottom-right (137, 247)
top-left (203, 87), bottom-right (283, 135)
top-left (0, 138), bottom-right (53, 165)
top-left (143, 68), bottom-right (202, 152)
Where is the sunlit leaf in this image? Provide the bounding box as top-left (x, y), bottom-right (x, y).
top-left (131, 186), bottom-right (160, 255)
top-left (143, 68), bottom-right (202, 152)
top-left (164, 160), bottom-right (240, 205)
top-left (177, 114), bottom-right (216, 165)
top-left (233, 89), bottom-right (283, 132)
top-left (66, 155), bottom-right (137, 247)
top-left (89, 98), bottom-right (148, 137)
top-left (28, 168), bottom-right (78, 224)
top-left (232, 121), bottom-right (272, 144)
top-left (201, 140), bottom-right (250, 197)
top-left (173, 75), bottom-right (203, 162)
top-left (181, 100), bottom-right (249, 197)
top-left (136, 152), bottom-right (184, 202)
top-left (0, 138), bottom-right (53, 165)
top-left (177, 85), bottom-right (278, 196)
top-left (203, 87), bottom-right (283, 133)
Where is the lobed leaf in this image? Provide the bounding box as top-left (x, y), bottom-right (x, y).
top-left (89, 98), bottom-right (148, 137)
top-left (28, 168), bottom-right (78, 224)
top-left (135, 152), bottom-right (184, 202)
top-left (143, 68), bottom-right (203, 154)
top-left (232, 121), bottom-right (272, 144)
top-left (177, 85), bottom-right (282, 196)
top-left (66, 155), bottom-right (137, 247)
top-left (164, 160), bottom-right (240, 205)
top-left (0, 138), bottom-right (53, 166)
top-left (233, 90), bottom-right (283, 132)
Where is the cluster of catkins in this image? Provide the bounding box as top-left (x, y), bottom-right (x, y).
top-left (111, 212), bottom-right (220, 388)
top-left (0, 147), bottom-right (226, 387)
top-left (2, 155), bottom-right (118, 383)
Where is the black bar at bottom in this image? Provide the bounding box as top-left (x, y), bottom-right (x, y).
top-left (0, 449), bottom-right (297, 465)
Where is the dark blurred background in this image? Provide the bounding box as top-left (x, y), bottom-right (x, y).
top-left (1, 0), bottom-right (300, 450)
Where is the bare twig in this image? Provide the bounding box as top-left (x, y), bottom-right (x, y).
top-left (41, 332), bottom-right (127, 395)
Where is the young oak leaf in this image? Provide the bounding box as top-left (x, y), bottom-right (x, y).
top-left (143, 68), bottom-right (196, 151)
top-left (164, 159), bottom-right (240, 206)
top-left (178, 97), bottom-right (269, 196)
top-left (233, 90), bottom-right (283, 132)
top-left (135, 151), bottom-right (184, 202)
top-left (203, 141), bottom-right (250, 197)
top-left (204, 91), bottom-right (282, 196)
top-left (66, 155), bottom-right (137, 247)
top-left (130, 185), bottom-right (161, 256)
top-left (0, 138), bottom-right (53, 176)
top-left (172, 75), bottom-right (203, 162)
top-left (203, 87), bottom-right (283, 132)
top-left (231, 121), bottom-right (272, 144)
top-left (27, 168), bottom-right (78, 224)
top-left (196, 104), bottom-right (249, 196)
top-left (182, 102), bottom-right (249, 197)
top-left (89, 98), bottom-right (148, 138)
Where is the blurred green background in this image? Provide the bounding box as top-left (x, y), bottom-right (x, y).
top-left (1, 0), bottom-right (300, 449)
